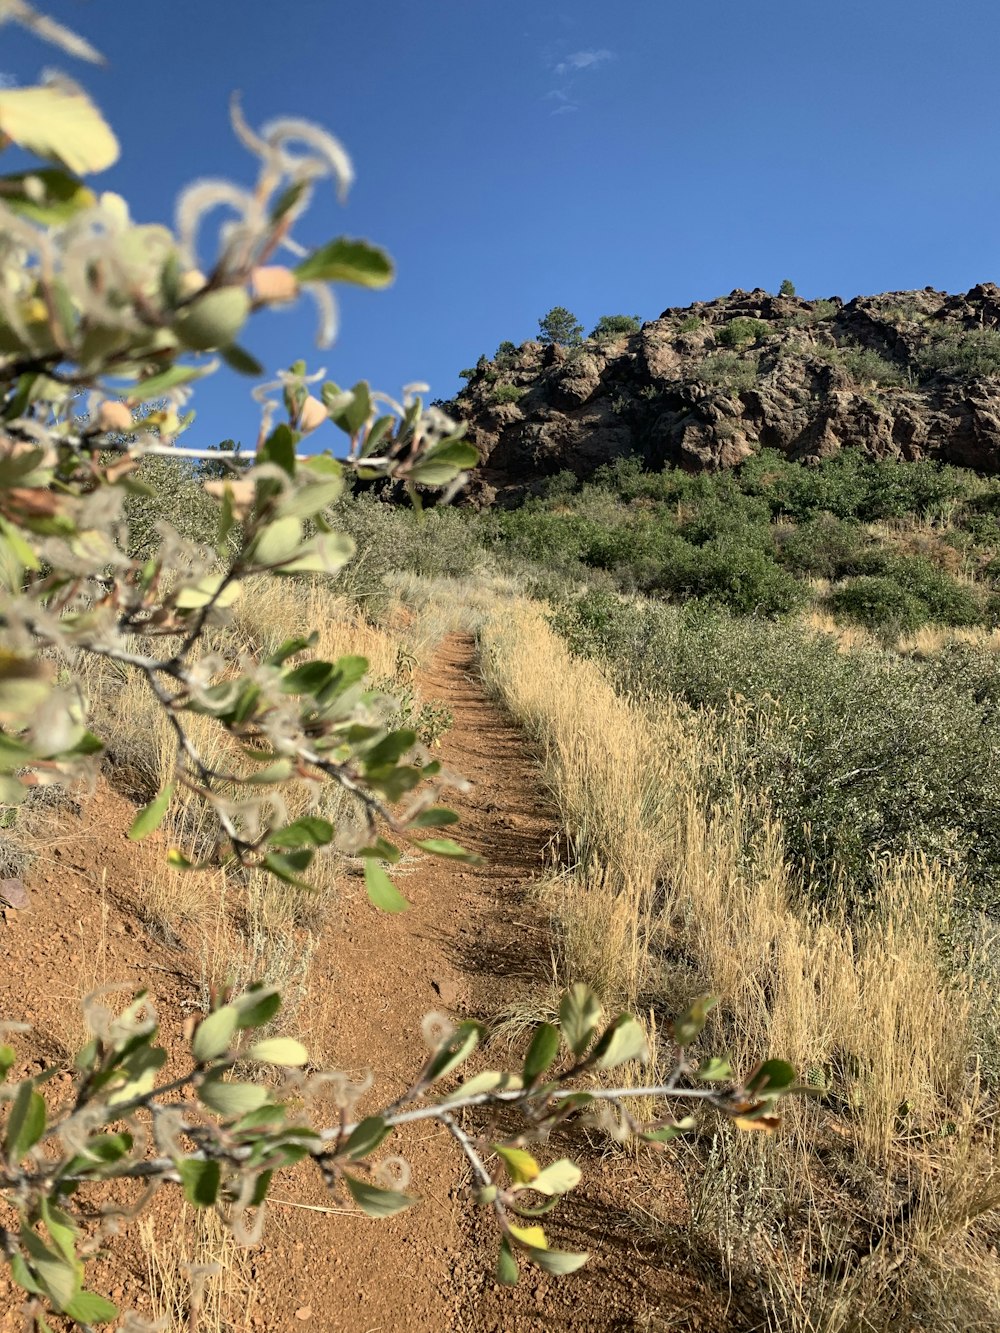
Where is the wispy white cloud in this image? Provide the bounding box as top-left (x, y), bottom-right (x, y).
top-left (550, 103), bottom-right (579, 116)
top-left (554, 48), bottom-right (614, 77)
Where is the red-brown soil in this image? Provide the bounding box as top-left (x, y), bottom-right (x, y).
top-left (0, 634), bottom-right (731, 1332)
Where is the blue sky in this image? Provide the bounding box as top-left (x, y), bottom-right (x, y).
top-left (5, 0), bottom-right (1000, 450)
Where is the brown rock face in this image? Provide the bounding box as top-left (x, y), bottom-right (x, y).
top-left (448, 284), bottom-right (1000, 505)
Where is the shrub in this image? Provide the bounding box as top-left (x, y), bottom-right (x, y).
top-left (827, 575), bottom-right (929, 634)
top-left (772, 514), bottom-right (871, 578)
top-left (790, 298), bottom-right (839, 327)
top-left (491, 383), bottom-right (526, 404)
top-left (551, 594), bottom-right (1000, 910)
top-left (917, 327), bottom-right (1000, 378)
top-left (716, 317), bottom-right (769, 349)
top-left (839, 345), bottom-right (907, 387)
top-left (700, 352), bottom-right (760, 390)
top-left (590, 314), bottom-right (642, 340)
top-left (678, 315), bottom-right (702, 333)
top-left (779, 278), bottom-right (796, 297)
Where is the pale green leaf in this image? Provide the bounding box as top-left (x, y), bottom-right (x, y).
top-left (364, 860), bottom-right (408, 913)
top-left (127, 783), bottom-right (173, 840)
top-left (0, 83), bottom-right (119, 174)
top-left (192, 1005), bottom-right (239, 1063)
top-left (295, 238), bottom-right (393, 288)
top-left (344, 1174), bottom-right (414, 1217)
top-left (559, 983), bottom-right (604, 1058)
top-left (246, 1037), bottom-right (308, 1067)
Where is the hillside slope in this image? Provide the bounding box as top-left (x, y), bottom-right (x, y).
top-left (451, 284), bottom-right (1000, 504)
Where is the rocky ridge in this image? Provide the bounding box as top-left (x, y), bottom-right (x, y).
top-left (449, 284), bottom-right (1000, 505)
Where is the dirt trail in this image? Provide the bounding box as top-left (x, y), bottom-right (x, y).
top-left (0, 632), bottom-right (725, 1332)
top-left (245, 631), bottom-right (557, 1330)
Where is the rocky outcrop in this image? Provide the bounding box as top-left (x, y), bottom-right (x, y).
top-left (447, 284), bottom-right (1000, 505)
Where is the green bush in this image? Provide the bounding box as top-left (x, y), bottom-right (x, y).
top-left (716, 317), bottom-right (769, 349)
top-left (827, 575), bottom-right (929, 634)
top-left (839, 345), bottom-right (907, 387)
top-left (590, 314), bottom-right (642, 340)
top-left (551, 593), bottom-right (1000, 911)
top-left (700, 352), bottom-right (760, 390)
top-left (492, 383), bottom-right (526, 404)
top-left (917, 327), bottom-right (1000, 378)
top-left (779, 279), bottom-right (796, 297)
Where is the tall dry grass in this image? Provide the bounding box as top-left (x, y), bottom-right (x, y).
top-left (479, 600), bottom-right (1000, 1330)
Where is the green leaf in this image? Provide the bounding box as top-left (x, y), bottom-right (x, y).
top-left (408, 807), bottom-right (460, 829)
top-left (249, 515), bottom-right (304, 567)
top-left (192, 1005), bottom-right (239, 1063)
top-left (277, 477), bottom-right (344, 521)
top-left (590, 1015), bottom-right (649, 1071)
top-left (219, 343), bottom-right (264, 376)
top-left (344, 1116), bottom-right (392, 1160)
top-left (5, 1081), bottom-right (46, 1160)
top-left (696, 1056), bottom-right (733, 1083)
top-left (364, 729), bottom-right (417, 768)
top-left (523, 1022), bottom-right (560, 1085)
top-left (412, 837), bottom-right (481, 864)
top-left (246, 1037), bottom-right (308, 1067)
top-left (745, 1059), bottom-right (798, 1099)
top-left (524, 1245), bottom-right (589, 1276)
top-left (445, 1070), bottom-right (522, 1100)
top-left (127, 783), bottom-right (174, 840)
top-left (62, 729), bottom-right (104, 757)
top-left (250, 1168), bottom-right (273, 1207)
top-left (8, 1251), bottom-right (41, 1296)
top-left (174, 574), bottom-right (242, 610)
top-left (18, 1227), bottom-right (78, 1310)
top-left (525, 1158), bottom-right (581, 1197)
top-left (266, 632), bottom-right (318, 667)
top-left (423, 439), bottom-right (478, 470)
top-left (295, 238), bottom-right (393, 289)
top-left (364, 860), bottom-right (408, 914)
top-left (177, 1158), bottom-right (221, 1208)
top-left (671, 995), bottom-right (718, 1046)
top-left (0, 83), bottom-right (119, 174)
top-left (496, 1239), bottom-right (519, 1286)
top-left (125, 363), bottom-right (207, 402)
top-left (63, 1290), bottom-right (119, 1324)
top-left (325, 380), bottom-right (372, 438)
top-left (642, 1116), bottom-right (696, 1143)
top-left (39, 1200), bottom-right (77, 1263)
top-left (198, 1074), bottom-right (270, 1119)
top-left (233, 986), bottom-right (281, 1029)
top-left (424, 1021), bottom-right (482, 1082)
top-left (409, 460), bottom-right (469, 487)
top-left (266, 816), bottom-right (334, 848)
top-left (355, 837), bottom-right (401, 865)
top-left (343, 1174), bottom-right (414, 1217)
top-left (362, 414), bottom-right (394, 458)
top-left (0, 168), bottom-right (95, 224)
top-left (257, 423), bottom-right (296, 477)
top-left (559, 983), bottom-right (604, 1058)
top-left (279, 532), bottom-right (354, 575)
top-left (494, 1145), bottom-right (539, 1185)
top-left (262, 848), bottom-right (314, 887)
top-left (0, 1044), bottom-right (15, 1080)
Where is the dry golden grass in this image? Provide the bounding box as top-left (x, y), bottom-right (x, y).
top-left (139, 1206), bottom-right (251, 1332)
top-left (479, 599), bottom-right (1000, 1331)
